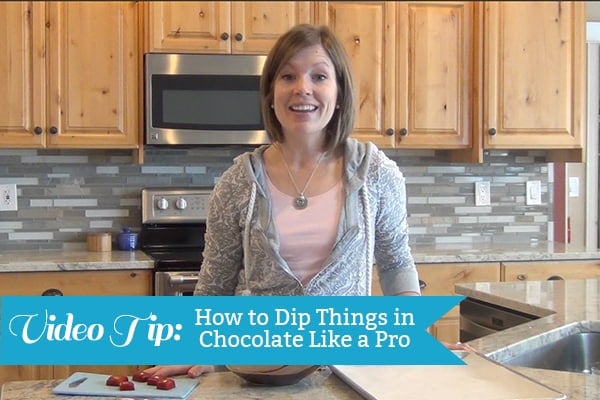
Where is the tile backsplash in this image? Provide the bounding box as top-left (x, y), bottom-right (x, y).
top-left (0, 147), bottom-right (552, 251)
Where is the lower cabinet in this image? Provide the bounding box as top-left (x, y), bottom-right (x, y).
top-left (0, 270), bottom-right (153, 384)
top-left (502, 260), bottom-right (600, 281)
top-left (371, 263), bottom-right (501, 344)
top-left (416, 263), bottom-right (500, 344)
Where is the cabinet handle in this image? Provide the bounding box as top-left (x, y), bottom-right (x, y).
top-left (419, 280), bottom-right (427, 289)
top-left (488, 128), bottom-right (497, 136)
top-left (234, 33), bottom-right (243, 42)
top-left (49, 126), bottom-right (58, 134)
top-left (385, 128), bottom-right (394, 136)
top-left (547, 275), bottom-right (564, 281)
top-left (399, 128), bottom-right (408, 136)
top-left (42, 288), bottom-right (64, 296)
top-left (220, 32), bottom-right (229, 41)
top-left (34, 126), bottom-right (43, 135)
top-left (517, 274), bottom-right (527, 281)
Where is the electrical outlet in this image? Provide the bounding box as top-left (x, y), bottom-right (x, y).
top-left (0, 184), bottom-right (17, 211)
top-left (475, 181), bottom-right (491, 206)
top-left (526, 180), bottom-right (542, 205)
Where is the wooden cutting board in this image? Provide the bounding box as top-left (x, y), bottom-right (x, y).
top-left (331, 351), bottom-right (565, 400)
top-left (52, 372), bottom-right (199, 399)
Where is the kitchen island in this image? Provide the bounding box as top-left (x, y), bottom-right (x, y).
top-left (456, 278), bottom-right (600, 400)
top-left (2, 280), bottom-right (598, 399)
top-left (0, 367), bottom-right (363, 400)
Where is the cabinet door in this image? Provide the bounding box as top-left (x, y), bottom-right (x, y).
top-left (45, 2), bottom-right (139, 148)
top-left (316, 1), bottom-right (396, 148)
top-left (502, 260), bottom-right (600, 282)
top-left (419, 263), bottom-right (500, 343)
top-left (483, 2), bottom-right (585, 151)
top-left (395, 2), bottom-right (474, 149)
top-left (0, 1), bottom-right (45, 147)
top-left (0, 270), bottom-right (152, 382)
top-left (418, 263), bottom-right (500, 318)
top-left (0, 270), bottom-right (152, 296)
top-left (0, 366), bottom-right (54, 386)
top-left (147, 1), bottom-right (231, 53)
top-left (231, 2), bottom-right (312, 54)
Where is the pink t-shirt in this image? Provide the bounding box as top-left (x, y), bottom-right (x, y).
top-left (267, 176), bottom-right (343, 286)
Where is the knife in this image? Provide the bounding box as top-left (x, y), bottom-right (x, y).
top-left (68, 376), bottom-right (88, 388)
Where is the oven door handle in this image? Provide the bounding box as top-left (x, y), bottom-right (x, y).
top-left (167, 273), bottom-right (200, 285)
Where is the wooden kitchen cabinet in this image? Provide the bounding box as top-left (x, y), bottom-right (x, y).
top-left (502, 260), bottom-right (600, 282)
top-left (0, 270), bottom-right (152, 384)
top-left (0, 1), bottom-right (139, 149)
top-left (146, 1), bottom-right (313, 54)
top-left (371, 263), bottom-right (500, 343)
top-left (417, 263), bottom-right (500, 344)
top-left (482, 2), bottom-right (586, 161)
top-left (316, 2), bottom-right (476, 154)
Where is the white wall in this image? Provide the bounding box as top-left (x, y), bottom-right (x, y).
top-left (589, 2), bottom-right (600, 21)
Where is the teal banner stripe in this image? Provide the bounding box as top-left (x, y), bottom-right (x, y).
top-left (0, 296), bottom-right (464, 366)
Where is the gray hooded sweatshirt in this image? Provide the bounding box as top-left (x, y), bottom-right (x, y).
top-left (194, 138), bottom-right (420, 296)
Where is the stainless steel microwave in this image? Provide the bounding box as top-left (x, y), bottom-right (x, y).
top-left (144, 53), bottom-right (269, 146)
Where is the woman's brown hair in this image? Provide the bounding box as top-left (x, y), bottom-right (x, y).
top-left (259, 24), bottom-right (356, 152)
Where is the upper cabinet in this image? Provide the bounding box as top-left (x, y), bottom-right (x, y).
top-left (318, 1), bottom-right (585, 162)
top-left (482, 2), bottom-right (586, 161)
top-left (0, 2), bottom-right (139, 149)
top-left (146, 1), bottom-right (313, 54)
top-left (316, 2), bottom-right (475, 152)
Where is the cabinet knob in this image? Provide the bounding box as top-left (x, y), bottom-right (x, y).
top-left (234, 33), bottom-right (243, 42)
top-left (220, 32), bottom-right (229, 41)
top-left (42, 288), bottom-right (64, 296)
top-left (385, 128), bottom-right (394, 136)
top-left (399, 128), bottom-right (408, 136)
top-left (49, 126), bottom-right (58, 134)
top-left (517, 274), bottom-right (527, 281)
top-left (419, 280), bottom-right (427, 289)
top-left (488, 128), bottom-right (497, 136)
top-left (34, 126), bottom-right (43, 135)
top-left (547, 275), bottom-right (564, 281)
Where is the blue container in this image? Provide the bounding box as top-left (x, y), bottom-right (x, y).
top-left (117, 227), bottom-right (138, 251)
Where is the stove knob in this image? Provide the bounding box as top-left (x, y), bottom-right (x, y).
top-left (175, 197), bottom-right (187, 210)
top-left (156, 197), bottom-right (169, 210)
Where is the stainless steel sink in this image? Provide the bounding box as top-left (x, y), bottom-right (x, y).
top-left (499, 321), bottom-right (600, 374)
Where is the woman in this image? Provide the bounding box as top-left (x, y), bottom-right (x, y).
top-left (146, 23), bottom-right (421, 378)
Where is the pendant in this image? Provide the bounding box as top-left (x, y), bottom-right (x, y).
top-left (294, 194), bottom-right (308, 210)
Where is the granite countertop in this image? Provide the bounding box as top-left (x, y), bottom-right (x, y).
top-left (0, 250), bottom-right (154, 272)
top-left (0, 367), bottom-right (363, 400)
top-left (456, 278), bottom-right (600, 400)
top-left (1, 241), bottom-right (599, 273)
top-left (411, 241), bottom-right (600, 263)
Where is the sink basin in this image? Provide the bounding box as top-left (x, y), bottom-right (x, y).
top-left (499, 321), bottom-right (600, 374)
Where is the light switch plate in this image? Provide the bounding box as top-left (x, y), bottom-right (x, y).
top-left (568, 177), bottom-right (579, 197)
top-left (526, 180), bottom-right (542, 205)
top-left (0, 184), bottom-right (17, 211)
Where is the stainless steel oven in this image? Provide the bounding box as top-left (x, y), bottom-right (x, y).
top-left (140, 187), bottom-right (212, 296)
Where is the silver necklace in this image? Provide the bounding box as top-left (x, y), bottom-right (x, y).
top-left (276, 144), bottom-right (326, 210)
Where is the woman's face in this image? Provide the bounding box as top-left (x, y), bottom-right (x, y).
top-left (272, 44), bottom-right (338, 141)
